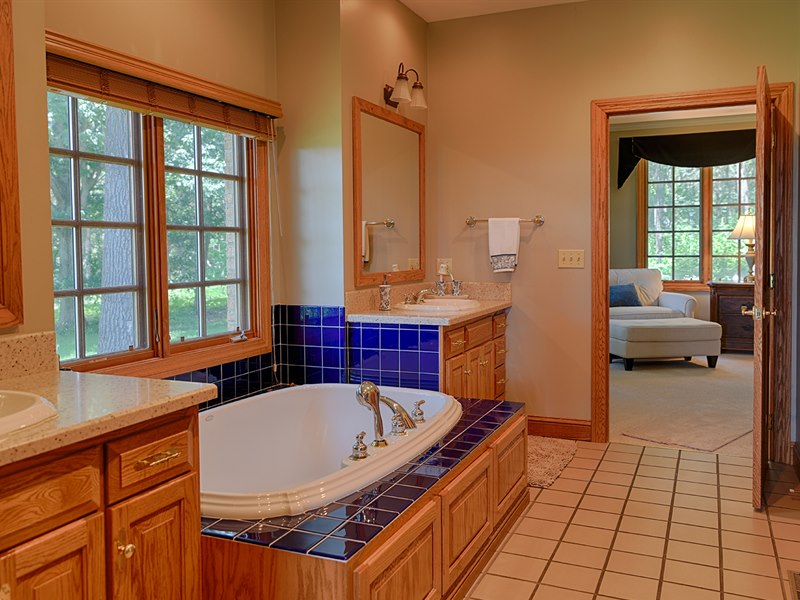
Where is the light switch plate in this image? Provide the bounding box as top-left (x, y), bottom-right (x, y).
top-left (436, 258), bottom-right (452, 274)
top-left (558, 249), bottom-right (585, 268)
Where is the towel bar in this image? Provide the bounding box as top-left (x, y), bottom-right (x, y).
top-left (465, 215), bottom-right (545, 228)
top-left (365, 218), bottom-right (395, 229)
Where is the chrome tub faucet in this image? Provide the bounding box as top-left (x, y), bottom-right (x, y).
top-left (356, 381), bottom-right (416, 447)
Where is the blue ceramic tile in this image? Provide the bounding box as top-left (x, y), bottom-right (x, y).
top-left (288, 365), bottom-right (305, 384)
top-left (361, 348), bottom-right (380, 370)
top-left (367, 495), bottom-right (413, 513)
top-left (331, 521), bottom-right (382, 543)
top-left (190, 370), bottom-right (207, 383)
top-left (287, 345), bottom-right (305, 366)
top-left (248, 355), bottom-right (261, 372)
top-left (309, 537), bottom-right (364, 560)
top-left (202, 519), bottom-right (254, 539)
top-left (310, 503), bottom-right (363, 520)
top-left (261, 514), bottom-right (308, 529)
top-left (380, 470), bottom-right (413, 485)
top-left (419, 328), bottom-right (438, 351)
top-left (321, 306), bottom-right (342, 327)
top-left (413, 464), bottom-right (449, 478)
top-left (235, 524), bottom-right (290, 546)
top-left (362, 325), bottom-right (380, 349)
top-left (348, 326), bottom-right (361, 349)
top-left (352, 507), bottom-right (398, 527)
top-left (323, 367), bottom-right (342, 383)
top-left (399, 473), bottom-right (439, 489)
top-left (362, 369), bottom-right (380, 384)
top-left (322, 327), bottom-right (340, 348)
top-left (359, 481), bottom-right (395, 496)
top-left (175, 372), bottom-right (192, 382)
top-left (322, 347), bottom-right (340, 368)
top-left (201, 517), bottom-right (218, 529)
top-left (384, 484), bottom-right (426, 501)
top-left (304, 325), bottom-right (322, 346)
top-left (337, 490), bottom-right (381, 508)
top-left (380, 350), bottom-right (399, 371)
top-left (454, 433), bottom-right (486, 446)
top-left (419, 374), bottom-right (439, 391)
top-left (236, 358), bottom-right (249, 375)
top-left (235, 376), bottom-right (249, 398)
top-left (435, 448), bottom-right (469, 461)
top-left (380, 327), bottom-right (399, 350)
top-left (399, 327), bottom-right (419, 351)
top-left (207, 364), bottom-right (222, 382)
top-left (287, 305), bottom-right (303, 325)
top-left (296, 516), bottom-right (345, 535)
top-left (287, 325), bottom-right (304, 345)
top-left (399, 372), bottom-right (420, 389)
top-left (380, 371), bottom-right (399, 387)
top-left (399, 350), bottom-right (419, 372)
top-left (446, 440), bottom-right (478, 452)
top-left (303, 305), bottom-right (322, 326)
top-left (306, 346), bottom-right (322, 367)
top-left (271, 531), bottom-right (325, 552)
top-left (306, 367), bottom-right (323, 384)
top-left (220, 379), bottom-right (236, 402)
top-left (419, 352), bottom-right (438, 374)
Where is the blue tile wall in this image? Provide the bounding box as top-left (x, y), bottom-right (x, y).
top-left (347, 322), bottom-right (440, 391)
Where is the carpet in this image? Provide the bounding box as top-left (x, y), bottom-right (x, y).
top-left (611, 353), bottom-right (753, 457)
top-left (528, 435), bottom-right (578, 488)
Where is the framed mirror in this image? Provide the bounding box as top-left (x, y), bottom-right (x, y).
top-left (353, 96), bottom-right (425, 287)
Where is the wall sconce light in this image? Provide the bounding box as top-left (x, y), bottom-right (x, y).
top-left (729, 213), bottom-right (756, 283)
top-left (384, 63), bottom-right (427, 110)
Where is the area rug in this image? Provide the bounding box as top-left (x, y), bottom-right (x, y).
top-left (611, 353), bottom-right (753, 457)
top-left (528, 435), bottom-right (578, 488)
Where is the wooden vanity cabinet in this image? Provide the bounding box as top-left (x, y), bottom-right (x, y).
top-left (491, 415), bottom-right (527, 523)
top-left (0, 406), bottom-right (200, 600)
top-left (443, 312), bottom-right (507, 400)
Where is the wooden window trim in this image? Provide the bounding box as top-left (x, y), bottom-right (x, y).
top-left (47, 36), bottom-right (275, 378)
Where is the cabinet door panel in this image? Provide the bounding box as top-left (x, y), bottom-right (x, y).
top-left (0, 513), bottom-right (104, 600)
top-left (440, 449), bottom-right (493, 592)
top-left (444, 354), bottom-right (466, 398)
top-left (354, 499), bottom-right (442, 600)
top-left (477, 341), bottom-right (494, 400)
top-left (107, 473), bottom-right (199, 600)
top-left (465, 348), bottom-right (481, 399)
top-left (492, 415), bottom-right (527, 522)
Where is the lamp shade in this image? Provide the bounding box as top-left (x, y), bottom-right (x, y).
top-left (389, 74), bottom-right (411, 104)
top-left (410, 82), bottom-right (427, 109)
top-left (729, 214), bottom-right (756, 240)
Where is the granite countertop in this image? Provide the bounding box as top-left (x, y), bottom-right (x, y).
top-left (0, 370), bottom-right (215, 467)
top-left (346, 299), bottom-right (512, 326)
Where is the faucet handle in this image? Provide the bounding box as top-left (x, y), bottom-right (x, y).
top-left (412, 399), bottom-right (426, 423)
top-left (390, 413), bottom-right (408, 436)
top-left (350, 431), bottom-right (368, 460)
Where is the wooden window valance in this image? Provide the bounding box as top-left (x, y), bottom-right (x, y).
top-left (45, 32), bottom-right (280, 140)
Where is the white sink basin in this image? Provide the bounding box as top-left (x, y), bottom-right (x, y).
top-left (0, 390), bottom-right (57, 439)
top-left (395, 298), bottom-right (481, 312)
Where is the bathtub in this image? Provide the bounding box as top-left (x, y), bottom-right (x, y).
top-left (199, 383), bottom-right (462, 519)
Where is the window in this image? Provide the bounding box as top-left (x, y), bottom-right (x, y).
top-left (46, 46), bottom-right (278, 377)
top-left (640, 158), bottom-right (755, 286)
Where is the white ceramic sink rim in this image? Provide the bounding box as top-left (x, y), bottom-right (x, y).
top-left (395, 297), bottom-right (481, 312)
top-left (0, 390), bottom-right (57, 439)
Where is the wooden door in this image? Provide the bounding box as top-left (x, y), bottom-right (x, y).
top-left (0, 514), bottom-right (104, 599)
top-left (464, 347), bottom-right (482, 399)
top-left (444, 354), bottom-right (466, 397)
top-left (107, 473), bottom-right (200, 600)
top-left (751, 66), bottom-right (773, 509)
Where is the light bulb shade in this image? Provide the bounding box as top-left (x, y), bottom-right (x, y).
top-left (729, 214), bottom-right (756, 240)
top-left (410, 81), bottom-right (427, 109)
top-left (390, 74), bottom-right (411, 104)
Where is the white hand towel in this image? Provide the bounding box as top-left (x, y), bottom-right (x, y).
top-left (361, 221), bottom-right (370, 263)
top-left (488, 218), bottom-right (520, 272)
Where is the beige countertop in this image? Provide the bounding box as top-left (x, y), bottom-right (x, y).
top-left (0, 370), bottom-right (215, 467)
top-left (346, 299), bottom-right (511, 326)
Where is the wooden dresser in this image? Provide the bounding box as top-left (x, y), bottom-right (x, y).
top-left (707, 282), bottom-right (755, 352)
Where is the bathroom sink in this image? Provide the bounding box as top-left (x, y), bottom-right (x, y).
top-left (0, 390), bottom-right (57, 439)
top-left (396, 298), bottom-right (481, 312)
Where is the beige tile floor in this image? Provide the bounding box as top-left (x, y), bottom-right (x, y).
top-left (468, 441), bottom-right (800, 600)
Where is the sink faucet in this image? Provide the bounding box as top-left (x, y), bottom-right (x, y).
top-left (356, 382), bottom-right (416, 447)
top-left (410, 288), bottom-right (436, 304)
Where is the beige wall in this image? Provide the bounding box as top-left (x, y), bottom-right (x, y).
top-left (342, 0), bottom-right (428, 291)
top-left (4, 0), bottom-right (279, 340)
top-left (429, 0), bottom-right (800, 420)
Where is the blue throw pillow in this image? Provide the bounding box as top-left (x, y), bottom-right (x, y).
top-left (609, 283), bottom-right (641, 307)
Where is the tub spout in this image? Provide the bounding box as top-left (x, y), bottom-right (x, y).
top-left (379, 395), bottom-right (417, 431)
top-left (356, 381), bottom-right (388, 447)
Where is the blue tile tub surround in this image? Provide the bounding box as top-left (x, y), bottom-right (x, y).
top-left (348, 322), bottom-right (440, 391)
top-left (273, 304), bottom-right (347, 386)
top-left (170, 351), bottom-right (279, 411)
top-left (201, 398), bottom-right (524, 562)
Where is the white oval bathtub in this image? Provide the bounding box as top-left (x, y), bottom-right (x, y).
top-left (199, 383), bottom-right (462, 519)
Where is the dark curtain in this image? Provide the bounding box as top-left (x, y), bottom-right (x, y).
top-left (617, 129), bottom-right (755, 188)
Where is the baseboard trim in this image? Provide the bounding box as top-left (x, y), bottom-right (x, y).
top-left (528, 416), bottom-right (592, 441)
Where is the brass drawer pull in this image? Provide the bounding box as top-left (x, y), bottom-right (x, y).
top-left (496, 323), bottom-right (506, 329)
top-left (452, 339), bottom-right (465, 346)
top-left (479, 360), bottom-right (489, 366)
top-left (117, 542), bottom-right (136, 559)
top-left (496, 349), bottom-right (506, 355)
top-left (497, 378), bottom-right (507, 384)
top-left (136, 447), bottom-right (181, 469)
top-left (464, 369), bottom-right (472, 376)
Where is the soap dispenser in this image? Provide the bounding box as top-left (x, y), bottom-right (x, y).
top-left (379, 274), bottom-right (391, 311)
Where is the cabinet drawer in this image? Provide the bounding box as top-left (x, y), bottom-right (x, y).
top-left (719, 296), bottom-right (754, 314)
top-left (106, 413), bottom-right (196, 504)
top-left (465, 317), bottom-right (493, 350)
top-left (493, 313), bottom-right (507, 338)
top-left (0, 447), bottom-right (102, 552)
top-left (444, 327), bottom-right (466, 359)
top-left (493, 337), bottom-right (506, 367)
top-left (494, 364), bottom-right (506, 399)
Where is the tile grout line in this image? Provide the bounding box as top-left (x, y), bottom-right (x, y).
top-left (652, 449), bottom-right (680, 600)
top-left (715, 451), bottom-right (725, 600)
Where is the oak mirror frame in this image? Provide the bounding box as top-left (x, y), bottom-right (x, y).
top-left (353, 96), bottom-right (425, 287)
top-left (0, 0), bottom-right (24, 327)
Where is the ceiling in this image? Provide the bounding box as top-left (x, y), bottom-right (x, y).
top-left (398, 0), bottom-right (586, 23)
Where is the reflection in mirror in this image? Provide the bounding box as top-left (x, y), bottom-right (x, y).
top-left (353, 97), bottom-right (424, 287)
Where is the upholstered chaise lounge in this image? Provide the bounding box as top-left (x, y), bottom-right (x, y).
top-left (609, 269), bottom-right (721, 370)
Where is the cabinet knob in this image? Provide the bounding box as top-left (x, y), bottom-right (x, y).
top-left (479, 360), bottom-right (489, 366)
top-left (464, 369), bottom-right (472, 376)
top-left (118, 542), bottom-right (136, 559)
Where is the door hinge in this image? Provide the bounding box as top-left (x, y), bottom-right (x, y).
top-left (770, 273), bottom-right (775, 288)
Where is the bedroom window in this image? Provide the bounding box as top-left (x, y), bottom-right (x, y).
top-left (639, 158), bottom-right (755, 287)
top-left (46, 47), bottom-right (277, 377)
